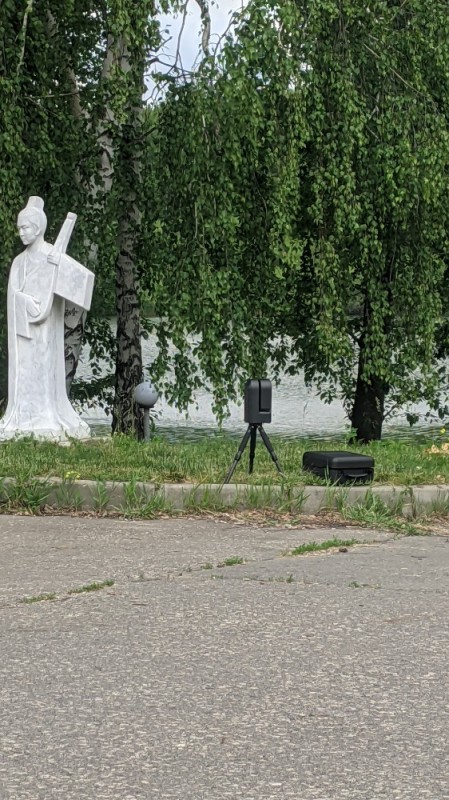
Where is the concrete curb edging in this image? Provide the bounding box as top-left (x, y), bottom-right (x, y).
top-left (1, 477), bottom-right (449, 516)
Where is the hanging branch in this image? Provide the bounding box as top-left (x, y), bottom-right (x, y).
top-left (16, 0), bottom-right (34, 75)
top-left (193, 0), bottom-right (211, 57)
top-left (174, 2), bottom-right (189, 73)
top-left (211, 9), bottom-right (242, 59)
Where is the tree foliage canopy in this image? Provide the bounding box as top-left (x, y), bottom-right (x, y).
top-left (146, 0), bottom-right (449, 437)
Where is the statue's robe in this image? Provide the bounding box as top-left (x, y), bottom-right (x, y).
top-left (0, 242), bottom-right (94, 441)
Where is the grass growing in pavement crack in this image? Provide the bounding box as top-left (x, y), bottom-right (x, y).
top-left (21, 592), bottom-right (56, 604)
top-left (209, 572), bottom-right (297, 584)
top-left (68, 580), bottom-right (114, 594)
top-left (348, 581), bottom-right (382, 589)
top-left (216, 556), bottom-right (245, 567)
top-left (21, 581), bottom-right (114, 604)
top-left (246, 574), bottom-right (296, 584)
top-left (288, 538), bottom-right (359, 556)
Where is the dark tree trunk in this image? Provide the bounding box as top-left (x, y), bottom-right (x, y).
top-left (111, 224), bottom-right (144, 438)
top-left (111, 103), bottom-right (144, 438)
top-left (64, 304), bottom-right (86, 396)
top-left (0, 328), bottom-right (7, 414)
top-left (107, 27), bottom-right (146, 438)
top-left (350, 374), bottom-right (385, 442)
top-left (350, 348), bottom-right (387, 442)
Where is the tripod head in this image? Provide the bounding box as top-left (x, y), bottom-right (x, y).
top-left (244, 379), bottom-right (272, 424)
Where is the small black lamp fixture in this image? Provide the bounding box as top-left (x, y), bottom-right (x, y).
top-left (134, 381), bottom-right (159, 442)
top-left (223, 379), bottom-right (283, 483)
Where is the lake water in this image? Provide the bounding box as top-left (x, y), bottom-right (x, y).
top-left (78, 333), bottom-right (439, 442)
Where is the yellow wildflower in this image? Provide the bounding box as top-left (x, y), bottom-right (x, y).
top-left (64, 470), bottom-right (81, 480)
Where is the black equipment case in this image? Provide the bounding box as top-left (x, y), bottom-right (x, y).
top-left (302, 451), bottom-right (374, 484)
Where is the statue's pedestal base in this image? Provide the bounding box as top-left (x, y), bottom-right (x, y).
top-left (0, 420), bottom-right (91, 444)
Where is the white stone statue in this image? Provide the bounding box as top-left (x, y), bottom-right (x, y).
top-left (0, 196), bottom-right (95, 442)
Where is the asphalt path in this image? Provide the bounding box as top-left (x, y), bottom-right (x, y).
top-left (0, 515), bottom-right (448, 799)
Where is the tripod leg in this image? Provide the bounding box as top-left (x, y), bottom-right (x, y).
top-left (258, 426), bottom-right (284, 475)
top-left (223, 426), bottom-right (252, 484)
top-left (249, 425), bottom-right (257, 474)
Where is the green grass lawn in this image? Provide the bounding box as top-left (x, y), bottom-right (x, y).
top-left (0, 432), bottom-right (448, 485)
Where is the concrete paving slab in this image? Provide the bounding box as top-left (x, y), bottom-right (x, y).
top-left (0, 515), bottom-right (448, 799)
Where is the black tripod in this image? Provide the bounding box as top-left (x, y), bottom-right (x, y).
top-left (223, 423), bottom-right (283, 484)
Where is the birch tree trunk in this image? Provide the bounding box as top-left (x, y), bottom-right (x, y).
top-left (62, 10), bottom-right (147, 436)
top-left (112, 162), bottom-right (144, 435)
top-left (102, 23), bottom-right (145, 436)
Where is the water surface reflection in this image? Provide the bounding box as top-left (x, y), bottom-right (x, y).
top-left (84, 372), bottom-right (439, 442)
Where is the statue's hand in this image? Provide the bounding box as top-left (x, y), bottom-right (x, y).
top-left (26, 296), bottom-right (41, 318)
top-left (47, 250), bottom-right (61, 266)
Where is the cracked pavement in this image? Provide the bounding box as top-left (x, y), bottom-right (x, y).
top-left (0, 515), bottom-right (448, 799)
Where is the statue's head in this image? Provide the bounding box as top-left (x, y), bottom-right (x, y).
top-left (17, 196), bottom-right (47, 245)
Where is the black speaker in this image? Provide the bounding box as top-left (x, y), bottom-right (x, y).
top-left (244, 379), bottom-right (272, 424)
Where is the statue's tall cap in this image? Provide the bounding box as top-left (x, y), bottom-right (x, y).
top-left (25, 196), bottom-right (45, 211)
